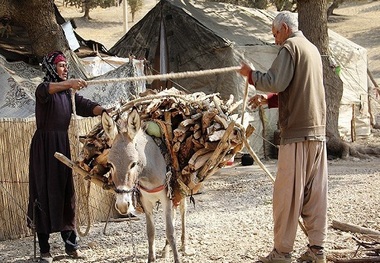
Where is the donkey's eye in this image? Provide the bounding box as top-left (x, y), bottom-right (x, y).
top-left (129, 162), bottom-right (137, 169)
top-left (108, 163), bottom-right (115, 174)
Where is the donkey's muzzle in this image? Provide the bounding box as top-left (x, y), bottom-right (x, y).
top-left (115, 190), bottom-right (136, 215)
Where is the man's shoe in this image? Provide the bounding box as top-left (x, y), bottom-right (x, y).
top-left (65, 249), bottom-right (85, 259)
top-left (299, 246), bottom-right (326, 263)
top-left (259, 248), bottom-right (292, 263)
top-left (40, 252), bottom-right (53, 263)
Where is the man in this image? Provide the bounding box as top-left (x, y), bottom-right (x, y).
top-left (239, 11), bottom-right (328, 263)
top-left (27, 51), bottom-right (105, 263)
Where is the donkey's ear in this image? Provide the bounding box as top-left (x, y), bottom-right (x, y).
top-left (101, 111), bottom-right (118, 142)
top-left (127, 108), bottom-right (141, 140)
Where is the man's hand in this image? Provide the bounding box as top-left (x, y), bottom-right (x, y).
top-left (238, 62), bottom-right (253, 77)
top-left (248, 94), bottom-right (268, 110)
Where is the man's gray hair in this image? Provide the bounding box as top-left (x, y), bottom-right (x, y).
top-left (273, 11), bottom-right (298, 32)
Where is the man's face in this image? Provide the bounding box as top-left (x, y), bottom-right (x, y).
top-left (56, 61), bottom-right (68, 80)
top-left (272, 23), bottom-right (288, 46)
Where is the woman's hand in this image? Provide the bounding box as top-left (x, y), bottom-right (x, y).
top-left (48, 79), bottom-right (87, 94)
top-left (69, 79), bottom-right (87, 91)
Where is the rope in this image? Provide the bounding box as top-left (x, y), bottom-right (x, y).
top-left (86, 66), bottom-right (240, 86)
top-left (70, 90), bottom-right (91, 237)
top-left (0, 180), bottom-right (30, 221)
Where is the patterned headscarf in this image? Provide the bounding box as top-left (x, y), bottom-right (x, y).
top-left (41, 51), bottom-right (67, 82)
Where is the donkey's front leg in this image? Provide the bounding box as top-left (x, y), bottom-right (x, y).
top-left (145, 209), bottom-right (156, 262)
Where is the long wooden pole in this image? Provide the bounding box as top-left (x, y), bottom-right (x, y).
top-left (332, 220), bottom-right (380, 236)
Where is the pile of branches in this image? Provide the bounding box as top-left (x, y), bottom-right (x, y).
top-left (77, 88), bottom-right (247, 204)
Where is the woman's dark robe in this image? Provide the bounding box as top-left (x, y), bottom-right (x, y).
top-left (27, 82), bottom-right (98, 234)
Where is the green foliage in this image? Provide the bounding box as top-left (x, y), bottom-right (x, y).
top-left (87, 0), bottom-right (115, 9)
top-left (270, 0), bottom-right (297, 11)
top-left (250, 0), bottom-right (268, 9)
top-left (64, 0), bottom-right (116, 10)
top-left (127, 0), bottom-right (143, 21)
top-left (128, 0), bottom-right (143, 13)
top-left (206, 0), bottom-right (297, 10)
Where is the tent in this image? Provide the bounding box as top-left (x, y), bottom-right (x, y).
top-left (109, 0), bottom-right (371, 157)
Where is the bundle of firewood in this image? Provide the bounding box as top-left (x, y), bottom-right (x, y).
top-left (77, 88), bottom-right (246, 203)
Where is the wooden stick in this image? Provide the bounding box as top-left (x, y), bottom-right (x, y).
top-left (258, 106), bottom-right (267, 158)
top-left (328, 249), bottom-right (359, 255)
top-left (54, 152), bottom-right (115, 193)
top-left (332, 220), bottom-right (380, 236)
top-left (330, 256), bottom-right (380, 262)
top-left (197, 121), bottom-right (235, 180)
top-left (235, 122), bottom-right (275, 182)
top-left (115, 93), bottom-right (219, 116)
top-left (351, 104), bottom-right (356, 142)
top-left (241, 78), bottom-right (249, 125)
top-left (368, 68), bottom-right (379, 89)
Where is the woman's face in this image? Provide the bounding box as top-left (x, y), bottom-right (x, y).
top-left (56, 61), bottom-right (68, 80)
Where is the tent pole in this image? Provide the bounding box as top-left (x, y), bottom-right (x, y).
top-left (123, 0), bottom-right (128, 33)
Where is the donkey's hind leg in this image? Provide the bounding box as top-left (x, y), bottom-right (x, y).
top-left (179, 198), bottom-right (187, 253)
top-left (179, 198), bottom-right (195, 256)
top-left (161, 197), bottom-right (180, 262)
top-left (161, 200), bottom-right (178, 257)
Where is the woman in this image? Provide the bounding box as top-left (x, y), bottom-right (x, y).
top-left (27, 51), bottom-right (105, 263)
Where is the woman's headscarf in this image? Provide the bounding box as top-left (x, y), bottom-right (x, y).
top-left (41, 51), bottom-right (67, 82)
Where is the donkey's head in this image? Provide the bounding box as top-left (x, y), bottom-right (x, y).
top-left (102, 108), bottom-right (144, 215)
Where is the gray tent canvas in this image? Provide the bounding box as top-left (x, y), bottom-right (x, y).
top-left (109, 0), bottom-right (245, 100)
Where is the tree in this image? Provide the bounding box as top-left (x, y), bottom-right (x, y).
top-left (327, 0), bottom-right (345, 19)
top-left (1, 0), bottom-right (90, 79)
top-left (271, 0), bottom-right (296, 11)
top-left (1, 0), bottom-right (69, 60)
top-left (65, 0), bottom-right (116, 20)
top-left (127, 0), bottom-right (143, 22)
top-left (298, 0), bottom-right (379, 158)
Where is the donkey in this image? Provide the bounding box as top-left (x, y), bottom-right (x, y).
top-left (101, 108), bottom-right (186, 263)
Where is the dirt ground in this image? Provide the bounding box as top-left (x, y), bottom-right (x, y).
top-left (1, 147), bottom-right (380, 263)
top-left (1, 1), bottom-right (379, 263)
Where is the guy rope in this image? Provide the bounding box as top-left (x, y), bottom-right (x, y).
top-left (70, 90), bottom-right (91, 237)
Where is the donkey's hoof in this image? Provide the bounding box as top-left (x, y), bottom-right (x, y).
top-left (161, 247), bottom-right (170, 258)
top-left (182, 247), bottom-right (196, 256)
